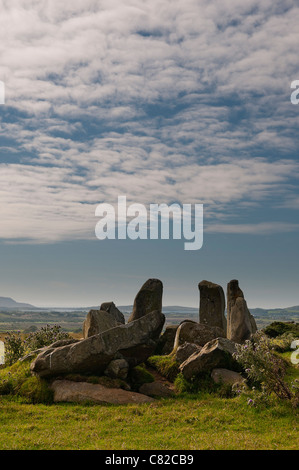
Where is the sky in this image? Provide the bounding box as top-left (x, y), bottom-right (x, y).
top-left (0, 0), bottom-right (298, 309)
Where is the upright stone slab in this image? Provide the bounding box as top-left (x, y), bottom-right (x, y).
top-left (226, 279), bottom-right (257, 344)
top-left (100, 302), bottom-right (125, 324)
top-left (83, 309), bottom-right (120, 338)
top-left (198, 280), bottom-right (227, 334)
top-left (128, 279), bottom-right (163, 323)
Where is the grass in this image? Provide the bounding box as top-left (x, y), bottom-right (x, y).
top-left (147, 355), bottom-right (180, 382)
top-left (0, 394), bottom-right (298, 450)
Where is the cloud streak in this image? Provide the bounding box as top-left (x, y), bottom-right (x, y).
top-left (0, 0), bottom-right (298, 242)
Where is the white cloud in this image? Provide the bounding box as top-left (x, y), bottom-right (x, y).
top-left (0, 1), bottom-right (298, 242)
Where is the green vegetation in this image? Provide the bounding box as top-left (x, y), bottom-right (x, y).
top-left (2, 325), bottom-right (72, 365)
top-left (147, 355), bottom-right (180, 382)
top-left (263, 321), bottom-right (299, 339)
top-left (0, 394), bottom-right (298, 450)
top-left (128, 365), bottom-right (155, 391)
top-left (0, 357), bottom-right (53, 404)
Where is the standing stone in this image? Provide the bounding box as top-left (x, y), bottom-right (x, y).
top-left (198, 280), bottom-right (227, 335)
top-left (226, 280), bottom-right (257, 344)
top-left (100, 302), bottom-right (125, 324)
top-left (128, 279), bottom-right (163, 323)
top-left (83, 309), bottom-right (120, 339)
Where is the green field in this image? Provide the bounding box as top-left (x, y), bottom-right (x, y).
top-left (0, 394), bottom-right (298, 450)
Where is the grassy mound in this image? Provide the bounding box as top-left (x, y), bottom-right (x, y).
top-left (0, 359), bottom-right (53, 404)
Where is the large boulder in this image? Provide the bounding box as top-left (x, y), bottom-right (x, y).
top-left (180, 337), bottom-right (238, 380)
top-left (83, 309), bottom-right (121, 338)
top-left (128, 279), bottom-right (163, 322)
top-left (198, 280), bottom-right (227, 334)
top-left (227, 280), bottom-right (257, 344)
top-left (31, 310), bottom-right (165, 378)
top-left (172, 321), bottom-right (225, 353)
top-left (51, 380), bottom-right (155, 404)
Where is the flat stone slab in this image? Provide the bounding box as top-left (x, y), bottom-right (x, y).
top-left (51, 380), bottom-right (155, 405)
top-left (31, 310), bottom-right (165, 378)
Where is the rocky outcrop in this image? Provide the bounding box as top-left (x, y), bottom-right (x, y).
top-left (180, 337), bottom-right (237, 380)
top-left (128, 279), bottom-right (163, 322)
top-left (227, 280), bottom-right (257, 343)
top-left (172, 321), bottom-right (225, 352)
top-left (51, 380), bottom-right (155, 404)
top-left (198, 280), bottom-right (227, 334)
top-left (31, 309), bottom-right (165, 378)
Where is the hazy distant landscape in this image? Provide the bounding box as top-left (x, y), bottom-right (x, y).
top-left (0, 296), bottom-right (298, 332)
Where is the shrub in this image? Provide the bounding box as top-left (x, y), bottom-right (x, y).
top-left (233, 331), bottom-right (298, 406)
top-left (174, 372), bottom-right (235, 398)
top-left (263, 321), bottom-right (299, 339)
top-left (25, 324), bottom-right (70, 351)
top-left (269, 333), bottom-right (297, 353)
top-left (4, 331), bottom-right (26, 365)
top-left (0, 358), bottom-right (53, 403)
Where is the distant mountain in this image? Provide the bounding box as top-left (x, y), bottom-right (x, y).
top-left (0, 297), bottom-right (38, 310)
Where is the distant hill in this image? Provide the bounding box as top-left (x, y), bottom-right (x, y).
top-left (0, 297), bottom-right (38, 310)
top-left (119, 305), bottom-right (198, 314)
top-left (0, 297), bottom-right (298, 332)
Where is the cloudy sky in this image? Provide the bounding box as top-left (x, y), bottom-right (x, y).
top-left (0, 0), bottom-right (298, 309)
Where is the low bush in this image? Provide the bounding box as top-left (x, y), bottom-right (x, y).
top-left (263, 321), bottom-right (299, 339)
top-left (0, 358), bottom-right (53, 403)
top-left (233, 331), bottom-right (299, 407)
top-left (25, 324), bottom-right (70, 351)
top-left (174, 372), bottom-right (235, 398)
top-left (269, 332), bottom-right (297, 353)
top-left (3, 325), bottom-right (71, 366)
top-left (4, 331), bottom-right (25, 366)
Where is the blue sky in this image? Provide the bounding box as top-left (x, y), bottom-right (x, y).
top-left (0, 0), bottom-right (298, 308)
